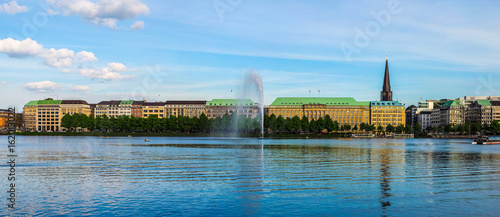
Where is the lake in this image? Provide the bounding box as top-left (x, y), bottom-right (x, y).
top-left (1, 136), bottom-right (500, 216)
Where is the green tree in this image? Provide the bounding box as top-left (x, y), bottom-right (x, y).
top-left (377, 125), bottom-right (384, 133)
top-left (301, 116), bottom-right (310, 133)
top-left (491, 120), bottom-right (500, 134)
top-left (316, 117), bottom-right (325, 132)
top-left (395, 124), bottom-right (404, 134)
top-left (198, 113), bottom-right (210, 132)
top-left (472, 122), bottom-right (482, 134)
top-left (325, 115), bottom-right (334, 132)
top-left (291, 116), bottom-right (301, 133)
top-left (276, 115), bottom-right (286, 133)
top-left (269, 114), bottom-right (277, 133)
top-left (61, 113), bottom-right (73, 131)
top-left (414, 122), bottom-right (422, 133)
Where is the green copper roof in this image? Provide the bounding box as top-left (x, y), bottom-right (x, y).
top-left (25, 100), bottom-right (39, 106)
top-left (442, 100), bottom-right (463, 108)
top-left (270, 97), bottom-right (370, 106)
top-left (120, 100), bottom-right (134, 105)
top-left (370, 101), bottom-right (404, 106)
top-left (477, 100), bottom-right (491, 106)
top-left (206, 99), bottom-right (256, 106)
top-left (37, 100), bottom-right (62, 105)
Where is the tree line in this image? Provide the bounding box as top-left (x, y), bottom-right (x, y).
top-left (416, 120), bottom-right (500, 135)
top-left (61, 113), bottom-right (413, 134)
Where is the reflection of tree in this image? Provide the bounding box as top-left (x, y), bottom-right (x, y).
top-left (379, 150), bottom-right (392, 215)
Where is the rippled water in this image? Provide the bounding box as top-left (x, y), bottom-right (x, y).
top-left (1, 136), bottom-right (500, 216)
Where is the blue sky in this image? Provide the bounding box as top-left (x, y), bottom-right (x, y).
top-left (1, 0), bottom-right (500, 110)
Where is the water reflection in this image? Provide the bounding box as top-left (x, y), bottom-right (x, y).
top-left (2, 136), bottom-right (500, 216)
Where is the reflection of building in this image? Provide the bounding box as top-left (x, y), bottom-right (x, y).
top-left (205, 99), bottom-right (259, 119)
top-left (23, 99), bottom-right (91, 132)
top-left (165, 101), bottom-right (207, 118)
top-left (142, 102), bottom-right (166, 118)
top-left (370, 101), bottom-right (405, 128)
top-left (268, 97), bottom-right (371, 125)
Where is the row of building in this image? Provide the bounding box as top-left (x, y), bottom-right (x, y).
top-left (20, 56), bottom-right (407, 132)
top-left (22, 97), bottom-right (406, 132)
top-left (406, 96), bottom-right (500, 130)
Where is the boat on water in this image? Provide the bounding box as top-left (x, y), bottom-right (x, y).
top-left (473, 136), bottom-right (500, 145)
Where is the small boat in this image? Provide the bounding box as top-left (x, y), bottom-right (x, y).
top-left (473, 136), bottom-right (500, 145)
top-left (145, 139), bottom-right (149, 142)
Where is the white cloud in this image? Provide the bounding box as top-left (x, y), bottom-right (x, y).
top-left (1, 1), bottom-right (28, 14)
top-left (39, 48), bottom-right (75, 68)
top-left (130, 20), bottom-right (144, 30)
top-left (72, 85), bottom-right (91, 91)
top-left (75, 51), bottom-right (98, 62)
top-left (0, 38), bottom-right (99, 69)
top-left (1, 81), bottom-right (7, 84)
top-left (61, 69), bottom-right (71, 73)
top-left (79, 62), bottom-right (132, 80)
top-left (0, 38), bottom-right (44, 58)
top-left (45, 0), bottom-right (149, 29)
top-left (24, 81), bottom-right (61, 92)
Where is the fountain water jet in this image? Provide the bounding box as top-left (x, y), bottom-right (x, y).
top-left (242, 70), bottom-right (264, 138)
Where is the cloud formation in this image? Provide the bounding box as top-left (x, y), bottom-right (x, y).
top-left (79, 62), bottom-right (133, 80)
top-left (0, 1), bottom-right (28, 14)
top-left (24, 81), bottom-right (61, 92)
top-left (130, 20), bottom-right (144, 30)
top-left (0, 38), bottom-right (44, 58)
top-left (72, 85), bottom-right (91, 91)
top-left (45, 0), bottom-right (149, 29)
top-left (0, 38), bottom-right (98, 68)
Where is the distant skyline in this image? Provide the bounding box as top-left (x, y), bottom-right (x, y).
top-left (1, 0), bottom-right (500, 110)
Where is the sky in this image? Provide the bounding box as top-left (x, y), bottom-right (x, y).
top-left (1, 0), bottom-right (500, 110)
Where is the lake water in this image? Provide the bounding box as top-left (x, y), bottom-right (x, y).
top-left (1, 136), bottom-right (500, 216)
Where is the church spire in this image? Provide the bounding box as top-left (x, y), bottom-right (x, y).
top-left (381, 56), bottom-right (393, 101)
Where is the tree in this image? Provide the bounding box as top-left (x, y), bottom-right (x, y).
top-left (472, 122), bottom-right (482, 134)
top-left (353, 124), bottom-right (358, 131)
top-left (404, 124), bottom-right (411, 133)
top-left (386, 124), bottom-right (394, 133)
top-left (301, 116), bottom-right (310, 133)
top-left (377, 125), bottom-right (384, 133)
top-left (491, 120), bottom-right (500, 134)
top-left (291, 116), bottom-right (301, 133)
top-left (414, 122), bottom-right (422, 133)
top-left (198, 113), bottom-right (210, 132)
top-left (61, 114), bottom-right (73, 131)
top-left (324, 115), bottom-right (334, 132)
top-left (333, 121), bottom-right (340, 132)
top-left (269, 114), bottom-right (278, 133)
top-left (444, 124), bottom-right (452, 133)
top-left (395, 125), bottom-right (404, 134)
top-left (316, 117), bottom-right (325, 132)
top-left (276, 115), bottom-right (286, 133)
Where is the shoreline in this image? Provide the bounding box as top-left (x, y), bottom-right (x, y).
top-left (2, 132), bottom-right (481, 139)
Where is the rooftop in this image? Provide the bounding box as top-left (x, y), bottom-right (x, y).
top-left (206, 99), bottom-right (256, 106)
top-left (370, 101), bottom-right (404, 106)
top-left (270, 97), bottom-right (370, 106)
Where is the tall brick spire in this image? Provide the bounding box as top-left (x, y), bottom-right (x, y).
top-left (381, 55), bottom-right (392, 101)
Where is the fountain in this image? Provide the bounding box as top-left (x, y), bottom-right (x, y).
top-left (242, 70), bottom-right (264, 138)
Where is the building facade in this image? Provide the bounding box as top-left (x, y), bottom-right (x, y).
top-left (268, 97), bottom-right (371, 126)
top-left (205, 99), bottom-right (259, 119)
top-left (370, 101), bottom-right (405, 128)
top-left (166, 101), bottom-right (207, 118)
top-left (23, 99), bottom-right (91, 132)
top-left (142, 102), bottom-right (166, 118)
top-left (132, 101), bottom-right (144, 118)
